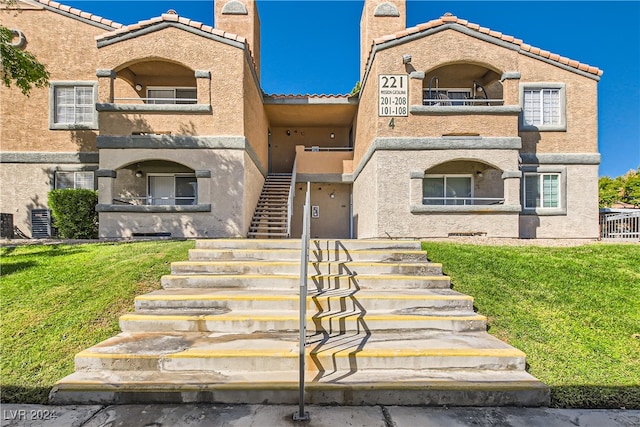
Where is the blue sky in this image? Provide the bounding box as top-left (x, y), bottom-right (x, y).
top-left (63, 0), bottom-right (639, 178)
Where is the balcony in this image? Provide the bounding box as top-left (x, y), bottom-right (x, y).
top-left (294, 145), bottom-right (354, 181)
top-left (97, 161), bottom-right (210, 213)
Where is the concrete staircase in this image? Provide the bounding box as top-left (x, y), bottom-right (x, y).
top-left (247, 174), bottom-right (292, 238)
top-left (49, 239), bottom-right (549, 406)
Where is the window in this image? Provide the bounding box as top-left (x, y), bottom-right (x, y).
top-left (49, 82), bottom-right (98, 129)
top-left (148, 174), bottom-right (197, 205)
top-left (520, 84), bottom-right (565, 131)
top-left (55, 171), bottom-right (95, 190)
top-left (524, 173), bottom-right (560, 209)
top-left (423, 175), bottom-right (472, 205)
top-left (147, 87), bottom-right (197, 105)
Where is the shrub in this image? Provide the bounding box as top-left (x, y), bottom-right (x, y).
top-left (48, 189), bottom-right (98, 239)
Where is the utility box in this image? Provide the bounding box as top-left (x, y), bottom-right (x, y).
top-left (1, 213), bottom-right (14, 239)
top-left (31, 209), bottom-right (52, 238)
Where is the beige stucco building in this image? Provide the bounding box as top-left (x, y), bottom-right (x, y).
top-left (1, 0), bottom-right (602, 240)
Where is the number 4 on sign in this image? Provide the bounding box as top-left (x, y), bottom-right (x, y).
top-left (389, 118), bottom-right (395, 129)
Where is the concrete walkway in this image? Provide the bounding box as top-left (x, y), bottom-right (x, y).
top-left (1, 404), bottom-right (638, 427)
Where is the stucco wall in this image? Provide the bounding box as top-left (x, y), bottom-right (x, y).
top-left (519, 164), bottom-right (600, 239)
top-left (96, 27), bottom-right (246, 137)
top-left (355, 27), bottom-right (599, 167)
top-left (352, 154), bottom-right (379, 238)
top-left (98, 148), bottom-right (246, 238)
top-left (356, 150), bottom-right (521, 238)
top-left (291, 183), bottom-right (351, 239)
top-left (0, 162), bottom-right (92, 235)
top-left (242, 57), bottom-right (269, 170)
top-left (0, 5), bottom-right (104, 153)
top-left (270, 127), bottom-right (351, 173)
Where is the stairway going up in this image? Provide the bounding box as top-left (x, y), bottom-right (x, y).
top-left (49, 239), bottom-right (550, 406)
top-left (248, 174), bottom-right (292, 238)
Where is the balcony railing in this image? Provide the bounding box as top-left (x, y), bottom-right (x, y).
top-left (423, 197), bottom-right (505, 206)
top-left (113, 97), bottom-right (197, 105)
top-left (422, 89), bottom-right (503, 106)
top-left (113, 196), bottom-right (197, 206)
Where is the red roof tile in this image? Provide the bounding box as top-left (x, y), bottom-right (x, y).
top-left (365, 13), bottom-right (603, 78)
top-left (32, 0), bottom-right (123, 29)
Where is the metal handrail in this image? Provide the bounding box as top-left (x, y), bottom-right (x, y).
top-left (293, 182), bottom-right (311, 422)
top-left (303, 147), bottom-right (353, 152)
top-left (287, 157), bottom-right (297, 238)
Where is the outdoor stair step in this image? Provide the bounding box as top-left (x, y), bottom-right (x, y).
top-left (170, 260), bottom-right (443, 276)
top-left (194, 239), bottom-right (423, 251)
top-left (118, 310), bottom-right (486, 334)
top-left (49, 368), bottom-right (549, 406)
top-left (247, 232), bottom-right (289, 237)
top-left (160, 273), bottom-right (452, 290)
top-left (134, 288), bottom-right (474, 312)
top-left (71, 330), bottom-right (521, 373)
top-left (51, 238), bottom-right (549, 407)
top-left (187, 248), bottom-right (428, 262)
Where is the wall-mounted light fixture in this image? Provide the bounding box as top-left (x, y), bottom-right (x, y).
top-left (286, 130), bottom-right (291, 136)
top-left (329, 191), bottom-right (335, 199)
top-left (135, 84), bottom-right (143, 92)
top-left (135, 170), bottom-right (143, 178)
top-left (476, 170), bottom-right (483, 178)
top-left (402, 54), bottom-right (412, 64)
top-left (330, 132), bottom-right (335, 139)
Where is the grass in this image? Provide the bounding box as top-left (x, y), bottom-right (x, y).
top-left (422, 242), bottom-right (640, 409)
top-left (0, 240), bottom-right (194, 404)
top-left (1, 240), bottom-right (638, 408)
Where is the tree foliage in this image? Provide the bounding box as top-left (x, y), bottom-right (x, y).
top-left (0, 23), bottom-right (50, 95)
top-left (599, 167), bottom-right (640, 207)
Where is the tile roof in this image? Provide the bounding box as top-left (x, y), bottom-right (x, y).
top-left (94, 13), bottom-right (247, 46)
top-left (367, 13), bottom-right (603, 78)
top-left (30, 0), bottom-right (123, 29)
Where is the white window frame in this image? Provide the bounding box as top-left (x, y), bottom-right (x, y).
top-left (524, 173), bottom-right (561, 209)
top-left (147, 173), bottom-right (197, 206)
top-left (49, 81), bottom-right (98, 130)
top-left (520, 166), bottom-right (567, 216)
top-left (423, 174), bottom-right (473, 205)
top-left (54, 171), bottom-right (95, 190)
top-left (146, 86), bottom-right (197, 105)
top-left (519, 83), bottom-right (566, 131)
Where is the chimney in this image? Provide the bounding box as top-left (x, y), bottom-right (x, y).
top-left (215, 0), bottom-right (261, 78)
top-left (360, 0), bottom-right (406, 78)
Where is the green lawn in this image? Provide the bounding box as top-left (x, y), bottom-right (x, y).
top-left (422, 242), bottom-right (640, 409)
top-left (0, 240), bottom-right (194, 404)
top-left (1, 240), bottom-right (638, 408)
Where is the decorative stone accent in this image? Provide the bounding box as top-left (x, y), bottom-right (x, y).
top-left (221, 1), bottom-right (248, 15)
top-left (374, 2), bottom-right (400, 17)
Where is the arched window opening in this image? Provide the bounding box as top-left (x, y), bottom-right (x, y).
top-left (422, 160), bottom-right (504, 205)
top-left (423, 64), bottom-right (503, 106)
top-left (114, 160), bottom-right (197, 206)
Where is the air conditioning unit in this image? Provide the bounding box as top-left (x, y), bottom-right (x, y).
top-left (31, 209), bottom-right (52, 238)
